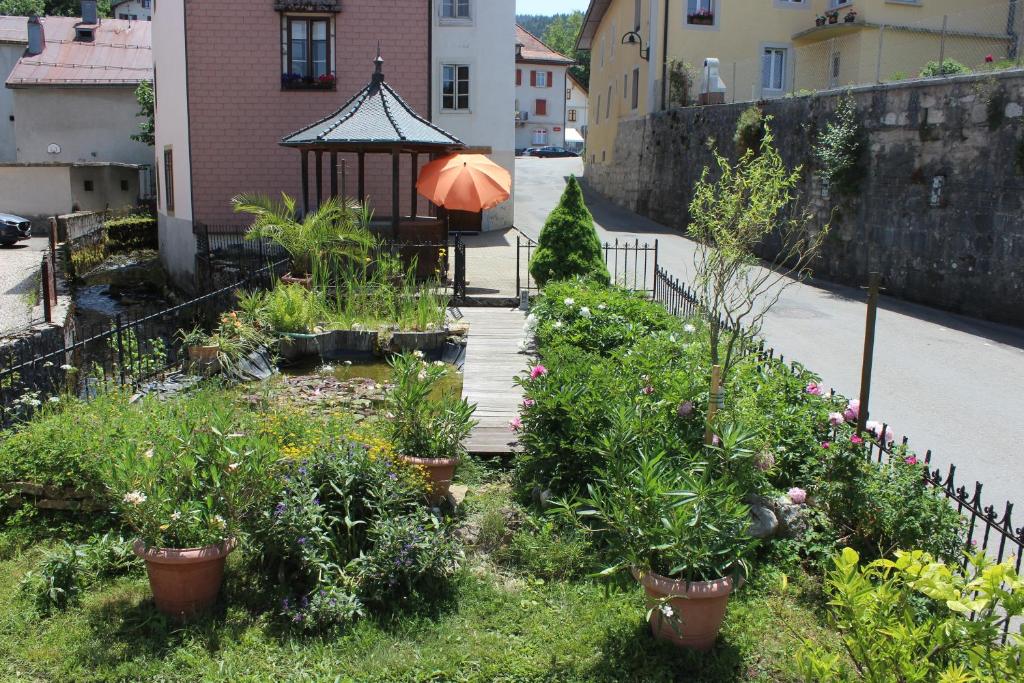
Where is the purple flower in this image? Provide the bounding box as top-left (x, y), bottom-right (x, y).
top-left (904, 455), bottom-right (918, 465)
top-left (274, 502), bottom-right (287, 516)
top-left (677, 401), bottom-right (695, 418)
top-left (711, 435), bottom-right (721, 447)
top-left (821, 441), bottom-right (831, 450)
top-left (787, 487), bottom-right (807, 505)
top-left (509, 417), bottom-right (522, 432)
top-left (522, 398), bottom-right (536, 408)
top-left (297, 536), bottom-right (307, 545)
top-left (850, 435), bottom-right (864, 445)
top-left (805, 382), bottom-right (823, 396)
top-left (388, 472), bottom-right (398, 481)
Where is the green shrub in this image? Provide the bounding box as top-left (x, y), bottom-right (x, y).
top-left (528, 176), bottom-right (608, 287)
top-left (919, 58), bottom-right (970, 77)
top-left (263, 283), bottom-right (319, 333)
top-left (19, 542), bottom-right (81, 615)
top-left (733, 105), bottom-right (765, 158)
top-left (502, 517), bottom-right (591, 581)
top-left (103, 214), bottom-right (157, 251)
top-left (814, 94), bottom-right (865, 195)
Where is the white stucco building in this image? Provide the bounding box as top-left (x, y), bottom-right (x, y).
top-left (515, 25), bottom-right (573, 151)
top-left (112, 0), bottom-right (152, 21)
top-left (565, 73), bottom-right (588, 153)
top-left (430, 0), bottom-right (516, 232)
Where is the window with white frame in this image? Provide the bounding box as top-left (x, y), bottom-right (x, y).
top-left (440, 0), bottom-right (470, 19)
top-left (532, 129), bottom-right (548, 145)
top-left (535, 70), bottom-right (549, 88)
top-left (686, 0), bottom-right (715, 25)
top-left (568, 109), bottom-right (577, 122)
top-left (762, 47), bottom-right (787, 92)
top-left (441, 64), bottom-right (470, 110)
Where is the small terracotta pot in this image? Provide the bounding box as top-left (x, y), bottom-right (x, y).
top-left (828, 14), bottom-right (838, 24)
top-left (398, 454), bottom-right (459, 505)
top-left (187, 345), bottom-right (220, 362)
top-left (633, 568), bottom-right (738, 651)
top-left (281, 273), bottom-right (313, 289)
top-left (133, 538), bottom-right (236, 621)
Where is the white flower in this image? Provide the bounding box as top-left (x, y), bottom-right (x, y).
top-left (123, 491), bottom-right (146, 505)
top-left (417, 370), bottom-right (428, 380)
top-left (320, 364), bottom-right (334, 374)
top-left (60, 364), bottom-right (74, 372)
top-left (352, 323), bottom-right (363, 331)
top-left (212, 514), bottom-right (226, 529)
top-left (413, 350), bottom-right (425, 359)
top-left (343, 360), bottom-right (353, 366)
top-left (143, 448), bottom-right (154, 459)
top-left (524, 313), bottom-right (538, 330)
top-left (170, 511), bottom-right (182, 521)
top-left (563, 297), bottom-right (575, 307)
top-left (597, 303), bottom-right (607, 310)
top-left (683, 323), bottom-right (696, 334)
top-left (579, 306), bottom-right (592, 318)
top-left (228, 462), bottom-right (240, 472)
top-left (553, 321), bottom-right (563, 329)
top-left (43, 361), bottom-right (53, 368)
top-left (433, 361), bottom-right (445, 367)
top-left (29, 399), bottom-right (41, 408)
top-left (48, 396), bottom-right (60, 403)
top-left (659, 603), bottom-right (675, 619)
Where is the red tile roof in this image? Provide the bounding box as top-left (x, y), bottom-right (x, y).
top-left (5, 16), bottom-right (152, 88)
top-left (515, 25), bottom-right (573, 65)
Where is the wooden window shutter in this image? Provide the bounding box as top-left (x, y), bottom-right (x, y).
top-left (516, 69), bottom-right (522, 86)
top-left (530, 70), bottom-right (537, 87)
top-left (547, 71), bottom-right (553, 87)
top-left (536, 99), bottom-right (547, 116)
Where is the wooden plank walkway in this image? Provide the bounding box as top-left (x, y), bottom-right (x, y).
top-left (460, 307), bottom-right (526, 455)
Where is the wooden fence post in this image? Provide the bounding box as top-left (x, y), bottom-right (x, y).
top-left (856, 273), bottom-right (882, 435)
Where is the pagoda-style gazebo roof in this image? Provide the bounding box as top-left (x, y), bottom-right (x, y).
top-left (281, 53), bottom-right (466, 238)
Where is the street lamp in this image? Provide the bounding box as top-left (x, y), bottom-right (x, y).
top-left (620, 31), bottom-right (650, 61)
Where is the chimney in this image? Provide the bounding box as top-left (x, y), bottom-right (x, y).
top-left (81, 0), bottom-right (98, 25)
top-left (26, 15), bottom-right (44, 56)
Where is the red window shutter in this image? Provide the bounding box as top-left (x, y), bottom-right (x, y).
top-left (547, 71), bottom-right (553, 87)
top-left (516, 69), bottom-right (522, 86)
top-left (530, 71), bottom-right (537, 87)
top-left (536, 99), bottom-right (547, 116)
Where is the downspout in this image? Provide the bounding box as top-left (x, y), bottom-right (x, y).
top-left (427, 0), bottom-right (433, 120)
top-left (661, 0), bottom-right (670, 110)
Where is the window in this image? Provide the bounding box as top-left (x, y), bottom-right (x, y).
top-left (829, 0), bottom-right (852, 7)
top-left (686, 0), bottom-right (715, 25)
top-left (596, 94), bottom-right (601, 123)
top-left (624, 73), bottom-right (628, 99)
top-left (568, 109), bottom-right (577, 122)
top-left (830, 52), bottom-right (841, 87)
top-left (535, 99), bottom-right (547, 116)
top-left (762, 47), bottom-right (787, 92)
top-left (120, 179), bottom-right (129, 191)
top-left (516, 69), bottom-right (522, 86)
top-left (83, 180), bottom-right (94, 192)
top-left (532, 129), bottom-right (548, 145)
top-left (631, 67), bottom-right (640, 110)
top-left (285, 17), bottom-right (332, 87)
top-left (440, 0), bottom-right (470, 19)
top-left (566, 87), bottom-right (572, 100)
top-left (163, 148), bottom-right (174, 214)
top-left (141, 0), bottom-right (151, 7)
top-left (118, 13), bottom-right (128, 19)
top-left (534, 70), bottom-right (549, 88)
top-left (442, 64), bottom-right (470, 110)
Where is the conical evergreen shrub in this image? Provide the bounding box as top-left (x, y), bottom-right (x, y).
top-left (528, 176), bottom-right (609, 287)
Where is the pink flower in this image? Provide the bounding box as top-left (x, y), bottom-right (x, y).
top-left (850, 435), bottom-right (864, 445)
top-left (755, 451), bottom-right (775, 471)
top-left (821, 441), bottom-right (831, 450)
top-left (904, 455), bottom-right (918, 465)
top-left (828, 412), bottom-right (845, 427)
top-left (711, 435), bottom-right (721, 447)
top-left (522, 398), bottom-right (536, 408)
top-left (985, 54), bottom-right (994, 63)
top-left (805, 382), bottom-right (823, 396)
top-left (508, 417), bottom-right (522, 432)
top-left (865, 421), bottom-right (895, 444)
top-left (787, 487), bottom-right (807, 505)
top-left (677, 401), bottom-right (695, 418)
top-left (843, 399), bottom-right (861, 423)
top-left (529, 365), bottom-right (547, 380)
top-left (640, 385), bottom-right (654, 396)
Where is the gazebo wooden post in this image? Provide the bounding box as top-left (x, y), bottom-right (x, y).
top-left (315, 150), bottom-right (324, 209)
top-left (329, 152), bottom-right (338, 200)
top-left (409, 152), bottom-right (418, 220)
top-left (300, 149), bottom-right (310, 215)
top-left (357, 151), bottom-right (365, 203)
top-left (391, 147), bottom-right (400, 239)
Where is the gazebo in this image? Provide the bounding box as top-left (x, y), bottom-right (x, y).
top-left (281, 52), bottom-right (466, 241)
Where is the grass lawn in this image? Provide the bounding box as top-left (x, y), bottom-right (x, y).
top-left (0, 476), bottom-right (838, 683)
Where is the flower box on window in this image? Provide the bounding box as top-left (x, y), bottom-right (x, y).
top-left (843, 10), bottom-right (857, 23)
top-left (281, 72), bottom-right (336, 91)
top-left (687, 10), bottom-right (714, 26)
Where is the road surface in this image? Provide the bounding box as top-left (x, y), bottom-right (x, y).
top-left (0, 237), bottom-right (49, 337)
top-left (514, 156), bottom-right (1024, 515)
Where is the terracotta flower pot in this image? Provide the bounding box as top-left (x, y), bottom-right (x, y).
top-left (133, 539), bottom-right (236, 621)
top-left (633, 568), bottom-right (738, 651)
top-left (398, 454), bottom-right (459, 505)
top-left (828, 15), bottom-right (839, 24)
top-left (187, 345), bottom-right (220, 362)
top-left (281, 273), bottom-right (313, 289)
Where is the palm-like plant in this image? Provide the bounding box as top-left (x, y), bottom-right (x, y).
top-left (232, 193), bottom-right (375, 279)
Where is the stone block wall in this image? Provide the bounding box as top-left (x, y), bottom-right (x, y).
top-left (585, 71), bottom-right (1024, 326)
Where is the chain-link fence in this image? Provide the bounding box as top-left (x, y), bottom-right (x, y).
top-left (698, 1), bottom-right (1023, 105)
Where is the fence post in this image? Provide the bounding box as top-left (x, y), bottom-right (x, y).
top-left (516, 235), bottom-right (521, 295)
top-left (875, 24), bottom-right (885, 83)
top-left (454, 234), bottom-right (466, 301)
top-left (41, 256), bottom-right (52, 324)
top-left (731, 62), bottom-right (737, 104)
top-left (856, 273), bottom-right (882, 436)
top-left (114, 314), bottom-right (127, 386)
top-left (938, 15), bottom-right (948, 69)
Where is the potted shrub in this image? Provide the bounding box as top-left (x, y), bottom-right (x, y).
top-left (827, 10), bottom-right (839, 24)
top-left (105, 408), bottom-right (276, 620)
top-left (843, 10), bottom-right (857, 23)
top-left (383, 352), bottom-right (477, 505)
top-left (558, 450), bottom-right (756, 651)
top-left (178, 325), bottom-right (218, 363)
top-left (815, 14), bottom-right (827, 27)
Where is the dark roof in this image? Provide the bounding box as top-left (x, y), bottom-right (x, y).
top-left (575, 1), bottom-right (612, 51)
top-left (282, 55), bottom-right (464, 150)
top-left (515, 25), bottom-right (574, 65)
top-left (4, 16), bottom-right (152, 88)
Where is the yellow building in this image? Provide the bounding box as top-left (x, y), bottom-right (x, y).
top-left (578, 0), bottom-right (1022, 167)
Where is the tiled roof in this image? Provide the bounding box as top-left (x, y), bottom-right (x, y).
top-left (282, 57), bottom-right (464, 149)
top-left (515, 25), bottom-right (574, 65)
top-left (5, 16), bottom-right (152, 88)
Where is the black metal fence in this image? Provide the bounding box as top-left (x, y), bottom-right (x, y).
top-left (516, 235), bottom-right (658, 296)
top-left (0, 259), bottom-right (288, 428)
top-left (651, 262), bottom-right (1023, 638)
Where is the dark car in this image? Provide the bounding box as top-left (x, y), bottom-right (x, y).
top-left (532, 146), bottom-right (579, 158)
top-left (0, 213), bottom-right (31, 246)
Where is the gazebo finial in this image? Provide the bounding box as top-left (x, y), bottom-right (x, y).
top-left (373, 41), bottom-right (384, 79)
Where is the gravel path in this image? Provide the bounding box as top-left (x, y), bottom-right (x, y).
top-left (0, 237), bottom-right (50, 337)
top-left (514, 157), bottom-right (1024, 514)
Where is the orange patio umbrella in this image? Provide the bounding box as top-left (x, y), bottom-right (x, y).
top-left (416, 153), bottom-right (511, 212)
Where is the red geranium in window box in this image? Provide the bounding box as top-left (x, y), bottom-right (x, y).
top-left (687, 9), bottom-right (714, 26)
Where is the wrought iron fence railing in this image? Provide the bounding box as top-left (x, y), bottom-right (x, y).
top-left (516, 235), bottom-right (659, 296)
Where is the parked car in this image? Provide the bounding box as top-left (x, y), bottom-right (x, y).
top-left (520, 147), bottom-right (543, 157)
top-left (0, 213), bottom-right (31, 246)
top-left (532, 146), bottom-right (579, 158)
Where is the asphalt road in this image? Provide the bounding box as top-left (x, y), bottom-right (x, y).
top-left (0, 236), bottom-right (49, 337)
top-left (515, 156), bottom-right (1024, 514)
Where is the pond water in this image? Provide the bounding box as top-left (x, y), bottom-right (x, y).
top-left (281, 359), bottom-right (464, 398)
top-left (73, 251), bottom-right (176, 332)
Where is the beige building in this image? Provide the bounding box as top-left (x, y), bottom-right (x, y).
top-left (578, 0), bottom-right (1022, 168)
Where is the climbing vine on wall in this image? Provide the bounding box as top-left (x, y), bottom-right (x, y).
top-left (814, 94), bottom-right (865, 196)
top-left (733, 106), bottom-right (766, 159)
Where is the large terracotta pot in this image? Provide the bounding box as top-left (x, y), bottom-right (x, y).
top-left (634, 568), bottom-right (738, 651)
top-left (398, 455), bottom-right (459, 505)
top-left (187, 345), bottom-right (220, 363)
top-left (133, 539), bottom-right (236, 621)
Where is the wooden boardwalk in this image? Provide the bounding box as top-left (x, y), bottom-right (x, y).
top-left (460, 307), bottom-right (526, 455)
